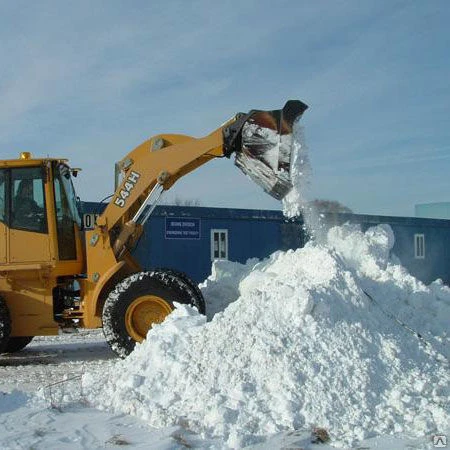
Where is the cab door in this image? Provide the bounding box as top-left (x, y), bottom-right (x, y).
top-left (8, 166), bottom-right (51, 263)
top-left (0, 169), bottom-right (6, 263)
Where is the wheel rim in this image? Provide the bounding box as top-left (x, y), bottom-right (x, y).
top-left (125, 295), bottom-right (173, 342)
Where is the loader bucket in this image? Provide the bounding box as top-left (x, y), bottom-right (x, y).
top-left (224, 100), bottom-right (308, 200)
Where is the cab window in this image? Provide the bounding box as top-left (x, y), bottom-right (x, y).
top-left (10, 167), bottom-right (47, 233)
top-left (53, 163), bottom-right (79, 260)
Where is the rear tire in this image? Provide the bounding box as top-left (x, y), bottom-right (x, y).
top-left (5, 336), bottom-right (34, 353)
top-left (0, 296), bottom-right (12, 354)
top-left (103, 270), bottom-right (205, 358)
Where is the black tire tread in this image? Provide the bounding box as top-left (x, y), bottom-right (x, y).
top-left (5, 336), bottom-right (34, 353)
top-left (0, 295), bottom-right (12, 354)
top-left (153, 268), bottom-right (205, 314)
top-left (103, 270), bottom-right (204, 358)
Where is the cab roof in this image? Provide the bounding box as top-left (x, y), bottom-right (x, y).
top-left (0, 155), bottom-right (69, 168)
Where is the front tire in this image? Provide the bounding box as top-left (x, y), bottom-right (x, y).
top-left (153, 268), bottom-right (205, 314)
top-left (102, 270), bottom-right (205, 358)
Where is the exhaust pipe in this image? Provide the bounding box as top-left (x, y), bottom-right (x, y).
top-left (223, 100), bottom-right (308, 200)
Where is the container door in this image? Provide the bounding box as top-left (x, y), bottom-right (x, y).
top-left (211, 229), bottom-right (228, 260)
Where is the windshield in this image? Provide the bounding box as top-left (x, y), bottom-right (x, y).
top-left (55, 163), bottom-right (82, 228)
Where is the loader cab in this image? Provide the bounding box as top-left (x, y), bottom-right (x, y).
top-left (0, 156), bottom-right (84, 336)
top-left (0, 156), bottom-right (83, 273)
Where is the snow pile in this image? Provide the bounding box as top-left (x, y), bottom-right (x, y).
top-left (81, 224), bottom-right (449, 448)
top-left (200, 258), bottom-right (258, 319)
top-left (328, 224), bottom-right (450, 356)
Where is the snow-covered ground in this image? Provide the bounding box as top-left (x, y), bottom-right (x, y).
top-left (1, 133), bottom-right (449, 449)
top-left (0, 334), bottom-right (343, 449)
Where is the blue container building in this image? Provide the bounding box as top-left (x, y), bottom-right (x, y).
top-left (82, 203), bottom-right (450, 286)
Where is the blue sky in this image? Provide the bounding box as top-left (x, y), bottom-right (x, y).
top-left (1, 1), bottom-right (449, 216)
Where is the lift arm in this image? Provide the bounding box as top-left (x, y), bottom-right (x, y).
top-left (94, 100), bottom-right (308, 259)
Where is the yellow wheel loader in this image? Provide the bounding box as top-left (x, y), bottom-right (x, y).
top-left (0, 100), bottom-right (308, 357)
